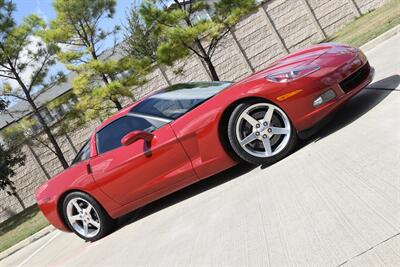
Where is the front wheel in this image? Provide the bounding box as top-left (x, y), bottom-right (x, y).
top-left (63, 191), bottom-right (115, 242)
top-left (228, 100), bottom-right (297, 165)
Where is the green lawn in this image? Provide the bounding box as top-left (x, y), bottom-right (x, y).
top-left (0, 205), bottom-right (49, 254)
top-left (322, 0), bottom-right (400, 47)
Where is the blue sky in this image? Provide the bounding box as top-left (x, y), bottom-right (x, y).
top-left (3, 1), bottom-right (140, 106)
top-left (13, 0), bottom-right (144, 57)
top-left (13, 0), bottom-right (139, 62)
top-left (14, 0), bottom-right (137, 35)
top-left (14, 0), bottom-right (137, 22)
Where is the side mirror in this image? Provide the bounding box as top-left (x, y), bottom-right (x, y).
top-left (121, 131), bottom-right (154, 146)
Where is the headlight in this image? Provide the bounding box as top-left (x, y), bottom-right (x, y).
top-left (266, 65), bottom-right (320, 83)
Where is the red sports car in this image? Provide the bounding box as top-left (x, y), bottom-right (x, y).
top-left (36, 43), bottom-right (374, 241)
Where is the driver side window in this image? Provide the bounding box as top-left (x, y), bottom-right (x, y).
top-left (96, 115), bottom-right (158, 154)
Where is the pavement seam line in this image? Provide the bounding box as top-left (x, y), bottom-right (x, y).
top-left (336, 232), bottom-right (400, 266)
top-left (16, 231), bottom-right (61, 267)
top-left (366, 87), bottom-right (400, 91)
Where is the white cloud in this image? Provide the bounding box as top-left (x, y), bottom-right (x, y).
top-left (0, 36), bottom-right (43, 90)
top-left (1, 35), bottom-right (68, 97)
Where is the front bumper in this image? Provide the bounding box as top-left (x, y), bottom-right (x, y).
top-left (297, 64), bottom-right (374, 131)
top-left (282, 47), bottom-right (375, 132)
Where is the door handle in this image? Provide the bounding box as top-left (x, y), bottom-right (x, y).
top-left (86, 164), bottom-right (93, 174)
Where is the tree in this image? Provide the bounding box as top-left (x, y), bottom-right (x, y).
top-left (0, 0), bottom-right (69, 169)
top-left (44, 0), bottom-right (147, 126)
top-left (124, 5), bottom-right (163, 63)
top-left (0, 98), bottom-right (7, 111)
top-left (0, 143), bottom-right (26, 209)
top-left (140, 0), bottom-right (256, 81)
top-left (0, 98), bottom-right (26, 209)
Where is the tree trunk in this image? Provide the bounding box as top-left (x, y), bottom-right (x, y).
top-left (100, 73), bottom-right (123, 110)
top-left (30, 102), bottom-right (69, 169)
top-left (9, 62), bottom-right (70, 170)
top-left (194, 38), bottom-right (220, 81)
top-left (204, 57), bottom-right (220, 81)
top-left (92, 51), bottom-right (123, 111)
top-left (112, 98), bottom-right (123, 110)
top-left (12, 191), bottom-right (26, 210)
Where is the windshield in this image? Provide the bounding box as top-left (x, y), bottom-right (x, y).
top-left (130, 82), bottom-right (232, 119)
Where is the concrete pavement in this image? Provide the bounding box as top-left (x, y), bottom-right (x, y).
top-left (1, 33), bottom-right (399, 267)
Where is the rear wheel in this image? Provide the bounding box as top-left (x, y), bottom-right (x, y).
top-left (228, 100), bottom-right (297, 165)
top-left (63, 191), bottom-right (115, 242)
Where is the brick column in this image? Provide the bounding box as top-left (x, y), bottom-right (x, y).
top-left (347, 0), bottom-right (362, 16)
top-left (231, 29), bottom-right (255, 73)
top-left (260, 3), bottom-right (289, 54)
top-left (157, 64), bottom-right (172, 86)
top-left (26, 143), bottom-right (51, 180)
top-left (64, 133), bottom-right (77, 154)
top-left (301, 0), bottom-right (327, 39)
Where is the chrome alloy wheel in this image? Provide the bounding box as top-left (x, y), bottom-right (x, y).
top-left (66, 197), bottom-right (101, 238)
top-left (235, 103), bottom-right (291, 158)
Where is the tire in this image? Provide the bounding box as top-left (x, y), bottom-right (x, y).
top-left (62, 191), bottom-right (116, 242)
top-left (227, 100), bottom-right (297, 165)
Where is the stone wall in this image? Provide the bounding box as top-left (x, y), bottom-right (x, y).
top-left (0, 0), bottom-right (389, 223)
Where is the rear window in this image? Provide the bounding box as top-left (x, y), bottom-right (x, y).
top-left (130, 82), bottom-right (231, 119)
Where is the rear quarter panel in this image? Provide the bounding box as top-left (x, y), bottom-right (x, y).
top-left (36, 160), bottom-right (120, 230)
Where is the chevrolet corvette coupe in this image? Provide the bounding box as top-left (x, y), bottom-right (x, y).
top-left (36, 43), bottom-right (374, 241)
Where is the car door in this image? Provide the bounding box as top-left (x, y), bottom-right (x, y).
top-left (89, 114), bottom-right (198, 205)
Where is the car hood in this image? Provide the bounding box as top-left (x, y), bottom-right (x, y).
top-left (272, 44), bottom-right (333, 67)
top-left (236, 44), bottom-right (335, 84)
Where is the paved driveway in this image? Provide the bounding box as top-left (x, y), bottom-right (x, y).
top-left (1, 34), bottom-right (399, 267)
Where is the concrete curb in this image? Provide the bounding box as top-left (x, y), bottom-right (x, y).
top-left (360, 24), bottom-right (400, 51)
top-left (0, 225), bottom-right (56, 262)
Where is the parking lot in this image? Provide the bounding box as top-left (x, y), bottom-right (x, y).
top-left (1, 33), bottom-right (399, 267)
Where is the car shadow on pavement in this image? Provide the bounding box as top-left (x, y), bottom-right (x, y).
top-left (260, 75), bottom-right (399, 169)
top-left (310, 74), bottom-right (399, 142)
top-left (116, 75), bottom-right (399, 231)
top-left (117, 162), bottom-right (256, 228)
